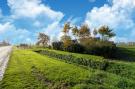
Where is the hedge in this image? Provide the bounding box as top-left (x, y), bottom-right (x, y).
top-left (35, 50), bottom-right (108, 70)
top-left (35, 50), bottom-right (135, 80)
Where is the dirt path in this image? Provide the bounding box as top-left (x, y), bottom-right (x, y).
top-left (0, 46), bottom-right (12, 81)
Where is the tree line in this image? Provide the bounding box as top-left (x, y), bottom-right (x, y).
top-left (36, 22), bottom-right (116, 58)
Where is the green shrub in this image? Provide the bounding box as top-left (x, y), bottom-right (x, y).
top-left (52, 41), bottom-right (63, 50)
top-left (83, 40), bottom-right (117, 58)
top-left (52, 40), bottom-right (117, 58)
top-left (65, 43), bottom-right (85, 53)
top-left (35, 50), bottom-right (108, 70)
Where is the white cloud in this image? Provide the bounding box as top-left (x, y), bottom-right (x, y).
top-left (43, 21), bottom-right (62, 42)
top-left (85, 0), bottom-right (135, 42)
top-left (0, 0), bottom-right (64, 44)
top-left (0, 22), bottom-right (33, 44)
top-left (8, 0), bottom-right (64, 21)
top-left (0, 22), bottom-right (11, 33)
top-left (66, 17), bottom-right (82, 25)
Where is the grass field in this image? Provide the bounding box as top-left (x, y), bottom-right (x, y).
top-left (0, 47), bottom-right (135, 89)
top-left (34, 48), bottom-right (135, 80)
top-left (116, 46), bottom-right (135, 61)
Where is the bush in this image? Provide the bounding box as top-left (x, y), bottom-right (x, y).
top-left (35, 50), bottom-right (108, 70)
top-left (83, 40), bottom-right (117, 58)
top-left (17, 43), bottom-right (30, 49)
top-left (65, 43), bottom-right (85, 53)
top-left (52, 39), bottom-right (117, 58)
top-left (52, 41), bottom-right (63, 50)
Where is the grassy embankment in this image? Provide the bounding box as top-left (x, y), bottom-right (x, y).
top-left (34, 48), bottom-right (135, 80)
top-left (0, 47), bottom-right (135, 89)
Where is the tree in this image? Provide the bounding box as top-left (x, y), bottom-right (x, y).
top-left (93, 28), bottom-right (98, 37)
top-left (78, 24), bottom-right (91, 39)
top-left (36, 33), bottom-right (50, 47)
top-left (61, 22), bottom-right (73, 49)
top-left (61, 35), bottom-right (71, 42)
top-left (63, 22), bottom-right (71, 35)
top-left (61, 35), bottom-right (72, 48)
top-left (98, 25), bottom-right (108, 40)
top-left (107, 29), bottom-right (116, 39)
top-left (77, 24), bottom-right (91, 46)
top-left (72, 26), bottom-right (79, 40)
top-left (98, 25), bottom-right (115, 41)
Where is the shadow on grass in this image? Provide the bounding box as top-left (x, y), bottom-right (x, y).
top-left (114, 47), bottom-right (135, 62)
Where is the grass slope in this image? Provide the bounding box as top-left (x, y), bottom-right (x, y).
top-left (34, 48), bottom-right (135, 80)
top-left (0, 49), bottom-right (135, 89)
top-left (116, 46), bottom-right (135, 61)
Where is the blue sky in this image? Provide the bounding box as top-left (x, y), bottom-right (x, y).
top-left (44, 0), bottom-right (108, 21)
top-left (0, 0), bottom-right (135, 44)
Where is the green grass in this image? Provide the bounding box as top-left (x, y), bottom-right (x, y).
top-left (122, 47), bottom-right (135, 56)
top-left (1, 48), bottom-right (135, 89)
top-left (34, 48), bottom-right (135, 80)
top-left (32, 48), bottom-right (104, 62)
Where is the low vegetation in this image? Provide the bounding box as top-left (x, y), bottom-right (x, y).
top-left (35, 49), bottom-right (107, 70)
top-left (1, 49), bottom-right (135, 89)
top-left (115, 46), bottom-right (135, 61)
top-left (35, 48), bottom-right (135, 80)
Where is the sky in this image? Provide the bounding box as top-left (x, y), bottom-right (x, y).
top-left (0, 0), bottom-right (135, 44)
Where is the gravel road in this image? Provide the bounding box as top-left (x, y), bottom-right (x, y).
top-left (0, 46), bottom-right (12, 81)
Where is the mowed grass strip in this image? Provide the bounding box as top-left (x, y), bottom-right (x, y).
top-left (0, 49), bottom-right (135, 89)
